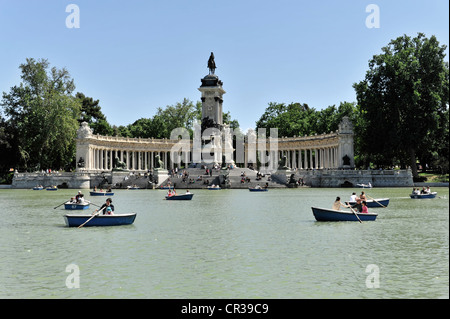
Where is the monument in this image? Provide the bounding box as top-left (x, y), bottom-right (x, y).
top-left (152, 154), bottom-right (169, 187)
top-left (197, 52), bottom-right (234, 167)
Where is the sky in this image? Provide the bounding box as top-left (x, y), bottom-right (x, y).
top-left (0, 0), bottom-right (448, 132)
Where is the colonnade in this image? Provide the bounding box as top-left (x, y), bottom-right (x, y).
top-left (87, 148), bottom-right (191, 171)
top-left (76, 116), bottom-right (354, 173)
top-left (278, 147), bottom-right (339, 169)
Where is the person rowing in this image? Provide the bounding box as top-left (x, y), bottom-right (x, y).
top-left (96, 198), bottom-right (114, 215)
top-left (332, 197), bottom-right (351, 211)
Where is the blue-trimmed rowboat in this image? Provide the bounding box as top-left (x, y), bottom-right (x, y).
top-left (207, 186), bottom-right (221, 190)
top-left (345, 198), bottom-right (389, 208)
top-left (64, 201), bottom-right (91, 210)
top-left (165, 193), bottom-right (194, 200)
top-left (410, 192), bottom-right (437, 199)
top-left (89, 191), bottom-right (114, 196)
top-left (312, 207), bottom-right (378, 222)
top-left (249, 187), bottom-right (268, 192)
top-left (46, 187), bottom-right (58, 191)
top-left (33, 186), bottom-right (44, 190)
top-left (64, 213), bottom-right (137, 227)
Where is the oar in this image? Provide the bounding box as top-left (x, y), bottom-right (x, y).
top-left (54, 200), bottom-right (69, 209)
top-left (350, 207), bottom-right (362, 223)
top-left (78, 207), bottom-right (105, 229)
top-left (367, 195), bottom-right (387, 208)
top-left (90, 202), bottom-right (101, 208)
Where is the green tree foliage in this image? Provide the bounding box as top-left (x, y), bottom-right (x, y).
top-left (124, 99), bottom-right (240, 139)
top-left (353, 33), bottom-right (449, 176)
top-left (1, 58), bottom-right (81, 171)
top-left (255, 101), bottom-right (357, 138)
top-left (75, 92), bottom-right (114, 136)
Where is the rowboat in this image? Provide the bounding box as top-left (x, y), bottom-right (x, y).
top-left (357, 183), bottom-right (372, 188)
top-left (345, 198), bottom-right (389, 208)
top-left (127, 186), bottom-right (140, 190)
top-left (64, 213), bottom-right (137, 227)
top-left (89, 191), bottom-right (115, 196)
top-left (46, 187), bottom-right (58, 191)
top-left (249, 187), bottom-right (268, 192)
top-left (410, 192), bottom-right (437, 199)
top-left (165, 193), bottom-right (194, 200)
top-left (64, 201), bottom-right (91, 210)
top-left (33, 186), bottom-right (43, 190)
top-left (311, 207), bottom-right (378, 222)
top-left (207, 186), bottom-right (221, 190)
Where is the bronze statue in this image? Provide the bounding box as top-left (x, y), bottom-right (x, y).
top-left (77, 157), bottom-right (85, 168)
top-left (208, 52), bottom-right (216, 75)
top-left (113, 157), bottom-right (127, 171)
top-left (154, 154), bottom-right (165, 170)
top-left (277, 155), bottom-right (289, 170)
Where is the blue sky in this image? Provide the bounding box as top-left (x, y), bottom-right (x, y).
top-left (0, 0), bottom-right (448, 131)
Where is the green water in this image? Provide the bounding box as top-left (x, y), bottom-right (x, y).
top-left (0, 187), bottom-right (448, 299)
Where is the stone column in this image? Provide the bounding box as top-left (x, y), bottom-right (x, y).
top-left (298, 149), bottom-right (303, 169)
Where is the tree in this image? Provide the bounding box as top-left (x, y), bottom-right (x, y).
top-left (255, 102), bottom-right (313, 137)
top-left (75, 92), bottom-right (114, 136)
top-left (255, 101), bottom-right (356, 138)
top-left (125, 99), bottom-right (240, 139)
top-left (353, 33), bottom-right (449, 177)
top-left (1, 58), bottom-right (81, 171)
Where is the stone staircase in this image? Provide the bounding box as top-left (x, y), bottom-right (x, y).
top-left (158, 167), bottom-right (288, 189)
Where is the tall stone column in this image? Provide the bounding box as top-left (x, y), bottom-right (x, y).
top-left (75, 122), bottom-right (94, 172)
top-left (198, 53), bottom-right (226, 166)
top-left (338, 116), bottom-right (355, 169)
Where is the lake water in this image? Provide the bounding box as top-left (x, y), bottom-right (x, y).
top-left (0, 187), bottom-right (448, 299)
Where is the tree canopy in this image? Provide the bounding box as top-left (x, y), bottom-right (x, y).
top-left (1, 58), bottom-right (81, 171)
top-left (353, 33), bottom-right (449, 176)
top-left (255, 101), bottom-right (357, 138)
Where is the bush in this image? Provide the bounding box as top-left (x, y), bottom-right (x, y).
top-left (413, 176), bottom-right (427, 183)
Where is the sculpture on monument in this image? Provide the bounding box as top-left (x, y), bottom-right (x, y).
top-left (113, 157), bottom-right (128, 171)
top-left (154, 154), bottom-right (165, 170)
top-left (77, 157), bottom-right (85, 168)
top-left (277, 155), bottom-right (289, 170)
top-left (208, 52), bottom-right (216, 75)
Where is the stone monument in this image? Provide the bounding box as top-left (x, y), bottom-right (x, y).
top-left (198, 52), bottom-right (230, 167)
top-left (75, 122), bottom-right (93, 172)
top-left (337, 116), bottom-right (355, 169)
top-left (152, 154), bottom-right (169, 187)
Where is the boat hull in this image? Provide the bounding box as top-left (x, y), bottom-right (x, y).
top-left (165, 194), bottom-right (194, 200)
top-left (89, 191), bottom-right (115, 196)
top-left (64, 213), bottom-right (137, 227)
top-left (410, 192), bottom-right (437, 199)
top-left (312, 207), bottom-right (378, 222)
top-left (357, 184), bottom-right (372, 188)
top-left (64, 202), bottom-right (90, 210)
top-left (345, 198), bottom-right (389, 208)
top-left (249, 188), bottom-right (268, 192)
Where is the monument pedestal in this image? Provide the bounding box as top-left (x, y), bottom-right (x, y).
top-left (111, 170), bottom-right (130, 187)
top-left (271, 169), bottom-right (297, 185)
top-left (153, 169), bottom-right (169, 187)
